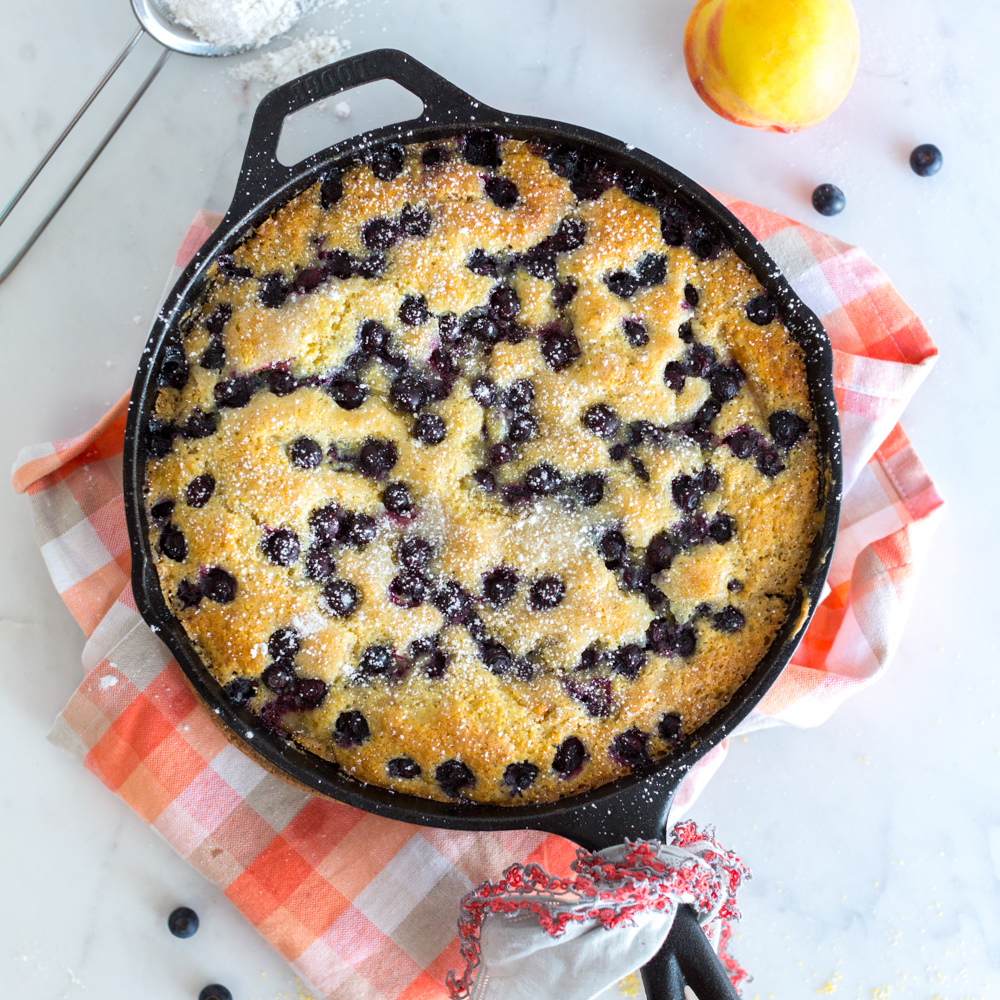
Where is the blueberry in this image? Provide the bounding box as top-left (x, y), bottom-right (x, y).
top-left (158, 525), bottom-right (187, 562)
top-left (320, 168), bottom-right (343, 208)
top-left (575, 473), bottom-right (605, 507)
top-left (355, 318), bottom-right (388, 358)
top-left (214, 377), bottom-right (252, 409)
top-left (582, 403), bottom-right (620, 439)
top-left (724, 426), bottom-right (764, 460)
top-left (687, 220), bottom-right (727, 260)
top-left (309, 504), bottom-right (340, 545)
top-left (422, 146), bottom-right (448, 167)
top-left (436, 759), bottom-right (476, 798)
top-left (608, 728), bottom-right (651, 770)
top-left (199, 336), bottom-right (225, 371)
top-left (462, 130), bottom-right (502, 168)
top-left (176, 579), bottom-right (203, 608)
top-left (657, 712), bottom-right (683, 745)
top-left (708, 364), bottom-right (745, 402)
top-left (524, 463), bottom-right (563, 496)
top-left (569, 154), bottom-right (617, 200)
top-left (544, 216), bottom-right (587, 253)
top-left (598, 529), bottom-right (627, 567)
top-left (488, 442), bottom-right (513, 467)
top-left (646, 618), bottom-right (696, 658)
top-left (150, 499), bottom-right (175, 526)
top-left (321, 579), bottom-right (360, 617)
top-left (202, 568), bottom-right (237, 604)
top-left (708, 513), bottom-right (736, 544)
top-left (289, 436), bottom-right (323, 470)
top-left (224, 676), bottom-right (257, 705)
top-left (769, 410), bottom-right (809, 449)
top-left (357, 439), bottom-right (398, 479)
top-left (389, 570), bottom-right (428, 608)
top-left (507, 410), bottom-right (538, 443)
top-left (635, 253), bottom-right (668, 287)
top-left (398, 536), bottom-right (433, 570)
top-left (263, 368), bottom-right (297, 396)
top-left (645, 532), bottom-right (674, 573)
top-left (713, 606), bottom-right (745, 633)
top-left (159, 341), bottom-right (189, 390)
top-left (663, 360), bottom-right (687, 393)
top-left (671, 474), bottom-right (703, 514)
top-left (167, 906), bottom-right (199, 938)
top-left (296, 678), bottom-right (328, 709)
top-left (261, 528), bottom-right (300, 566)
top-left (462, 312), bottom-right (501, 347)
top-left (362, 217), bottom-right (400, 251)
top-left (470, 376), bottom-right (496, 407)
top-left (756, 446), bottom-right (785, 478)
top-left (674, 514), bottom-right (708, 546)
top-left (259, 271), bottom-right (289, 308)
top-left (728, 579), bottom-right (744, 593)
top-left (320, 248), bottom-right (352, 280)
top-left (910, 143), bottom-right (943, 177)
top-left (305, 546), bottom-right (335, 582)
top-left (398, 204), bottom-right (432, 237)
top-left (398, 295), bottom-right (430, 326)
top-left (216, 256), bottom-right (252, 280)
top-left (530, 576), bottom-right (565, 610)
top-left (622, 318), bottom-right (649, 347)
top-left (812, 183), bottom-right (845, 216)
top-left (262, 660), bottom-right (296, 693)
top-left (388, 757), bottom-right (422, 779)
top-left (552, 277), bottom-right (579, 308)
top-left (473, 468), bottom-right (496, 492)
top-left (342, 512), bottom-right (377, 547)
top-left (485, 175), bottom-right (519, 209)
top-left (540, 328), bottom-right (580, 371)
top-left (489, 284), bottom-right (521, 324)
top-left (357, 645), bottom-right (393, 681)
top-left (483, 566), bottom-right (518, 607)
top-left (504, 378), bottom-right (535, 409)
top-left (745, 295), bottom-right (776, 326)
top-left (328, 378), bottom-right (367, 410)
top-left (660, 198), bottom-right (693, 246)
top-left (424, 649), bottom-right (449, 679)
top-left (334, 710), bottom-right (370, 746)
top-left (677, 320), bottom-right (694, 343)
top-left (199, 985), bottom-right (232, 1000)
top-left (467, 249), bottom-right (500, 277)
top-left (382, 482), bottom-right (415, 519)
top-left (354, 253), bottom-right (387, 279)
top-left (412, 413), bottom-right (446, 445)
top-left (684, 284), bottom-right (700, 308)
top-left (611, 643), bottom-right (646, 680)
top-left (630, 456), bottom-right (650, 482)
top-left (294, 267), bottom-right (325, 294)
top-left (552, 736), bottom-right (589, 779)
top-left (502, 761), bottom-right (539, 794)
top-left (206, 303), bottom-right (232, 336)
top-left (369, 143), bottom-right (405, 180)
top-left (268, 626), bottom-right (301, 661)
top-left (605, 270), bottom-right (639, 299)
top-left (480, 640), bottom-right (513, 677)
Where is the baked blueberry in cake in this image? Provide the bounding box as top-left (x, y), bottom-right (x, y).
top-left (144, 133), bottom-right (822, 805)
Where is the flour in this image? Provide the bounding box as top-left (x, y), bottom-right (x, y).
top-left (230, 30), bottom-right (350, 86)
top-left (163, 0), bottom-right (331, 50)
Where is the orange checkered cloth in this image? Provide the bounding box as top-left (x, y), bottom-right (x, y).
top-left (13, 199), bottom-right (942, 999)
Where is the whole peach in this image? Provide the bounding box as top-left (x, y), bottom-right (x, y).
top-left (684, 0), bottom-right (860, 132)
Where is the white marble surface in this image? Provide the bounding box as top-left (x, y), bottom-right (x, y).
top-left (1, 1), bottom-right (997, 998)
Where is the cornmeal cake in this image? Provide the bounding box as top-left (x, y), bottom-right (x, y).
top-left (144, 132), bottom-right (822, 805)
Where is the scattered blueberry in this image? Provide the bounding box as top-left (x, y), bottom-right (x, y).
top-left (598, 529), bottom-right (628, 567)
top-left (684, 284), bottom-right (700, 308)
top-left (724, 425), bottom-right (764, 460)
top-left (657, 712), bottom-right (683, 745)
top-left (262, 660), bottom-right (296, 693)
top-left (289, 436), bottom-right (323, 470)
top-left (552, 277), bottom-right (578, 308)
top-left (433, 581), bottom-right (472, 623)
top-left (582, 403), bottom-right (620, 439)
top-left (687, 220), bottom-right (727, 260)
top-left (320, 168), bottom-right (343, 209)
top-left (202, 568), bottom-right (237, 604)
top-left (263, 368), bottom-right (297, 396)
top-left (623, 318), bottom-right (649, 347)
top-left (709, 513), bottom-right (736, 544)
top-left (224, 676), bottom-right (257, 705)
top-left (483, 567), bottom-right (518, 608)
top-left (470, 376), bottom-right (496, 407)
top-left (413, 414), bottom-right (446, 444)
top-left (199, 985), bottom-right (232, 1000)
top-left (745, 295), bottom-right (776, 326)
top-left (214, 377), bottom-right (252, 409)
top-left (574, 472), bottom-right (605, 507)
top-left (481, 640), bottom-right (514, 677)
top-left (178, 409), bottom-right (218, 441)
top-left (167, 906), bottom-right (199, 938)
top-left (540, 328), bottom-right (580, 371)
top-left (812, 183), bottom-right (845, 216)
top-left (328, 378), bottom-right (367, 410)
top-left (910, 143), bottom-right (943, 177)
top-left (389, 569), bottom-right (428, 608)
top-left (305, 546), bottom-right (335, 582)
top-left (362, 217), bottom-right (400, 252)
top-left (663, 360), bottom-right (687, 393)
top-left (357, 439), bottom-right (398, 479)
top-left (507, 410), bottom-right (538, 443)
top-left (609, 728), bottom-right (652, 770)
top-left (611, 643), bottom-right (646, 680)
top-left (552, 736), bottom-right (589, 778)
top-left (309, 505), bottom-right (340, 546)
top-left (605, 270), bottom-right (640, 299)
top-left (399, 295), bottom-right (430, 326)
top-left (268, 626), bottom-right (301, 661)
top-left (399, 536), bottom-right (433, 570)
top-left (357, 645), bottom-right (393, 682)
top-left (259, 271), bottom-right (289, 308)
top-left (485, 175), bottom-right (519, 209)
top-left (321, 579), bottom-right (360, 618)
top-left (524, 463), bottom-right (563, 496)
top-left (388, 757), bottom-right (422, 779)
top-left (708, 364), bottom-right (745, 402)
top-left (176, 579), bottom-right (203, 608)
top-left (296, 678), bottom-right (328, 709)
top-left (769, 410), bottom-right (809, 449)
top-left (645, 532), bottom-right (674, 573)
top-left (159, 341), bottom-right (189, 390)
top-left (677, 320), bottom-right (694, 343)
top-left (756, 445), bottom-right (785, 478)
top-left (382, 481), bottom-right (415, 518)
top-left (158, 525), bottom-right (187, 563)
top-left (436, 759), bottom-right (476, 798)
top-left (334, 710), bottom-right (370, 746)
top-left (713, 606), bottom-right (746, 633)
top-left (635, 253), bottom-right (667, 287)
top-left (199, 336), bottom-right (225, 371)
top-left (369, 143), bottom-right (405, 181)
top-left (399, 204), bottom-right (432, 237)
top-left (467, 248), bottom-right (500, 277)
top-left (151, 499), bottom-right (175, 525)
top-left (261, 528), bottom-right (300, 566)
top-left (530, 576), bottom-right (565, 610)
top-left (503, 761), bottom-right (539, 794)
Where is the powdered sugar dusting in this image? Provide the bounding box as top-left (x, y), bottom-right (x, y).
top-left (230, 30), bottom-right (351, 86)
top-left (162, 0), bottom-right (332, 51)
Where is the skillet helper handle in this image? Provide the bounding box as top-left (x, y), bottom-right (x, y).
top-left (229, 48), bottom-right (495, 220)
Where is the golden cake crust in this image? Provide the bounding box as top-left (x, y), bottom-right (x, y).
top-left (145, 135), bottom-right (822, 805)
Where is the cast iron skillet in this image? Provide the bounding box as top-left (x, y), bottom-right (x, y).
top-left (124, 49), bottom-right (842, 999)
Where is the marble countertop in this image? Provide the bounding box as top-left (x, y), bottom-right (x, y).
top-left (1, 1), bottom-right (997, 997)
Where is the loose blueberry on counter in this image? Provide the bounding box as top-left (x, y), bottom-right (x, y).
top-left (540, 328), bottom-right (580, 371)
top-left (677, 320), bottom-right (694, 344)
top-left (708, 513), bottom-right (736, 544)
top-left (609, 728), bottom-right (652, 770)
top-left (657, 712), bottom-right (683, 745)
top-left (582, 403), bottom-right (620, 439)
top-left (198, 985), bottom-right (232, 1000)
top-left (334, 710), bottom-right (370, 746)
top-left (507, 410), bottom-right (538, 443)
top-left (357, 645), bottom-right (393, 682)
top-left (158, 525), bottom-right (187, 563)
top-left (167, 905), bottom-right (199, 938)
top-left (413, 414), bottom-right (447, 445)
top-left (224, 676), bottom-right (257, 705)
top-left (289, 437), bottom-right (323, 470)
top-left (525, 463), bottom-right (563, 496)
top-left (369, 143), bottom-right (405, 180)
top-left (398, 295), bottom-right (430, 326)
top-left (635, 253), bottom-right (668, 288)
top-left (262, 660), bottom-right (296, 693)
top-left (745, 295), bottom-right (776, 326)
top-left (485, 175), bottom-right (519, 209)
top-left (552, 736), bottom-right (589, 779)
top-left (389, 569), bottom-right (428, 608)
top-left (598, 529), bottom-right (628, 568)
top-left (811, 183), bottom-right (845, 216)
top-left (575, 473), bottom-right (605, 507)
top-left (503, 761), bottom-right (539, 795)
top-left (382, 481), bottom-right (415, 519)
top-left (399, 536), bottom-right (433, 570)
top-left (483, 567), bottom-right (518, 607)
top-left (388, 757), bottom-right (422, 779)
top-left (645, 532), bottom-right (674, 573)
top-left (611, 644), bottom-right (646, 680)
top-left (769, 410), bottom-right (809, 449)
top-left (433, 581), bottom-right (472, 623)
top-left (399, 203), bottom-right (432, 236)
top-left (259, 271), bottom-right (289, 308)
top-left (261, 528), bottom-right (300, 566)
top-left (214, 377), bottom-right (252, 409)
top-left (177, 579), bottom-right (203, 608)
top-left (623, 318), bottom-right (649, 347)
top-left (467, 248), bottom-right (500, 277)
top-left (268, 626), bottom-right (301, 661)
top-left (605, 270), bottom-right (640, 299)
top-left (202, 568), bottom-right (237, 604)
top-left (321, 579), bottom-right (360, 618)
top-left (436, 759), bottom-right (476, 798)
top-left (713, 606), bottom-right (746, 633)
top-left (910, 143), bottom-right (943, 177)
top-left (357, 439), bottom-right (398, 479)
top-left (530, 576), bottom-right (566, 610)
top-left (151, 499), bottom-right (175, 525)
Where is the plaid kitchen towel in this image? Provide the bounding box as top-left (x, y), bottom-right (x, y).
top-left (13, 199), bottom-right (943, 1000)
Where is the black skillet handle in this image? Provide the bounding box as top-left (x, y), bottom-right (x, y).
top-left (228, 48), bottom-right (495, 220)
